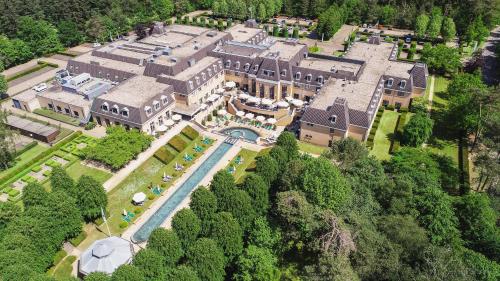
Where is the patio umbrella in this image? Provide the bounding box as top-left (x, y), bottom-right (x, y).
top-left (165, 119), bottom-right (175, 126)
top-left (217, 109), bottom-right (227, 116)
top-left (245, 112), bottom-right (255, 119)
top-left (238, 93), bottom-right (250, 100)
top-left (261, 98), bottom-right (273, 106)
top-left (285, 96), bottom-right (294, 102)
top-left (276, 101), bottom-right (289, 108)
top-left (225, 81), bottom-right (236, 88)
top-left (123, 209), bottom-right (127, 216)
top-left (172, 114), bottom-right (182, 121)
top-left (215, 88), bottom-right (225, 94)
top-left (132, 192), bottom-right (146, 204)
top-left (236, 111), bottom-right (245, 117)
top-left (247, 96), bottom-right (260, 104)
top-left (291, 99), bottom-right (304, 107)
top-left (267, 118), bottom-right (277, 124)
top-left (156, 124), bottom-right (167, 132)
top-left (207, 94), bottom-right (219, 102)
top-left (256, 116), bottom-right (265, 122)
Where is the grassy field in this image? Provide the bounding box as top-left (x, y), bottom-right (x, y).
top-left (423, 76), bottom-right (433, 100)
top-left (370, 110), bottom-right (399, 160)
top-left (298, 141), bottom-right (328, 156)
top-left (49, 256), bottom-right (76, 280)
top-left (66, 161), bottom-right (112, 184)
top-left (0, 143), bottom-right (48, 178)
top-left (226, 149), bottom-right (259, 183)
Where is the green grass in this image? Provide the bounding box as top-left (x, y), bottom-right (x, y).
top-left (65, 161), bottom-right (112, 184)
top-left (298, 141), bottom-right (328, 156)
top-left (423, 76), bottom-right (433, 100)
top-left (33, 108), bottom-right (81, 126)
top-left (0, 144), bottom-right (48, 178)
top-left (226, 149), bottom-right (259, 184)
top-left (99, 135), bottom-right (212, 235)
top-left (6, 63), bottom-right (52, 82)
top-left (50, 255), bottom-right (76, 280)
top-left (370, 110), bottom-right (400, 160)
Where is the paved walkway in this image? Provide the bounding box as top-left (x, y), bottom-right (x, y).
top-left (102, 121), bottom-right (188, 192)
top-left (427, 75), bottom-right (436, 115)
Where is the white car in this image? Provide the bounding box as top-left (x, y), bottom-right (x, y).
top-left (32, 83), bottom-right (47, 92)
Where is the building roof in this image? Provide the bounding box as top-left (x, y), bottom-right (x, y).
top-left (79, 236), bottom-right (134, 276)
top-left (226, 24), bottom-right (265, 43)
top-left (98, 76), bottom-right (172, 107)
top-left (37, 86), bottom-right (93, 108)
top-left (7, 115), bottom-right (59, 137)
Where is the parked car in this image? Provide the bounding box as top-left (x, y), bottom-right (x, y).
top-left (32, 83), bottom-right (47, 92)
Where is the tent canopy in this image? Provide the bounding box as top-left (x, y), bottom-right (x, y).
top-left (245, 112), bottom-right (255, 119)
top-left (217, 109), bottom-right (227, 116)
top-left (172, 114), bottom-right (182, 121)
top-left (132, 192), bottom-right (146, 203)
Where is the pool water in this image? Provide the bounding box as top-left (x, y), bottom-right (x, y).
top-left (221, 127), bottom-right (260, 142)
top-left (131, 142), bottom-right (233, 243)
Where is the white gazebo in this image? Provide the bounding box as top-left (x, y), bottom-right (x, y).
top-left (132, 192), bottom-right (146, 204)
top-left (225, 81), bottom-right (236, 88)
top-left (256, 116), bottom-right (266, 122)
top-left (172, 114), bottom-right (182, 121)
top-left (236, 111), bottom-right (245, 117)
top-left (79, 237), bottom-right (134, 276)
top-left (245, 112), bottom-right (255, 119)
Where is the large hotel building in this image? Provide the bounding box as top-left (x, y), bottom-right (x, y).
top-left (13, 19), bottom-right (427, 146)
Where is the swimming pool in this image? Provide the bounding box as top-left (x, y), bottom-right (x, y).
top-left (131, 142), bottom-right (233, 243)
top-left (221, 127), bottom-right (260, 142)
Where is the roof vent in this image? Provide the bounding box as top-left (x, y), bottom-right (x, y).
top-left (170, 57), bottom-right (178, 62)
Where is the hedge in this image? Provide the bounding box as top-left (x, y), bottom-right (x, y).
top-left (15, 141), bottom-right (38, 157)
top-left (168, 135), bottom-right (188, 152)
top-left (53, 250), bottom-right (67, 266)
top-left (181, 126), bottom-right (199, 141)
top-left (390, 112), bottom-right (407, 154)
top-left (32, 166), bottom-right (42, 173)
top-left (0, 132), bottom-right (81, 188)
top-left (6, 63), bottom-right (52, 82)
top-left (154, 146), bottom-right (176, 164)
top-left (69, 231), bottom-right (87, 247)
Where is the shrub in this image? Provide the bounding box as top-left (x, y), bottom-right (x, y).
top-left (43, 170), bottom-right (51, 177)
top-left (119, 221), bottom-right (128, 229)
top-left (154, 146), bottom-right (176, 164)
top-left (53, 250), bottom-right (67, 265)
top-left (45, 159), bottom-right (61, 168)
top-left (85, 121), bottom-right (96, 130)
top-left (360, 35), bottom-right (367, 41)
top-left (7, 189), bottom-right (20, 197)
top-left (168, 135), bottom-right (188, 152)
top-left (386, 105), bottom-right (395, 110)
top-left (69, 231), bottom-right (87, 246)
top-left (181, 126), bottom-right (199, 140)
top-left (134, 208), bottom-right (142, 214)
top-left (15, 141), bottom-right (37, 156)
top-left (32, 166), bottom-right (42, 173)
top-left (148, 194), bottom-right (155, 200)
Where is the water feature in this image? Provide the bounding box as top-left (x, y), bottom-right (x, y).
top-left (132, 142), bottom-right (233, 243)
top-left (221, 127), bottom-right (260, 142)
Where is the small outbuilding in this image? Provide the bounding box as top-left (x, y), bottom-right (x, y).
top-left (78, 236), bottom-right (134, 277)
top-left (6, 115), bottom-right (59, 143)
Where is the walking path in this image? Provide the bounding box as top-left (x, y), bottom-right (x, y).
top-left (102, 121), bottom-right (188, 192)
top-left (427, 75), bottom-right (436, 116)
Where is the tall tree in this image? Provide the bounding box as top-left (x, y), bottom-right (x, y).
top-left (111, 265), bottom-right (143, 281)
top-left (186, 238), bottom-right (226, 281)
top-left (50, 166), bottom-right (75, 194)
top-left (74, 175), bottom-right (107, 221)
top-left (402, 112), bottom-right (434, 147)
top-left (241, 174), bottom-right (269, 216)
top-left (234, 245), bottom-right (281, 281)
top-left (132, 249), bottom-right (167, 280)
top-left (190, 186), bottom-right (217, 221)
top-left (148, 228), bottom-right (184, 267)
top-left (16, 17), bottom-right (62, 56)
top-left (171, 208), bottom-right (201, 249)
top-left (441, 17), bottom-right (456, 42)
top-left (22, 182), bottom-right (48, 209)
top-left (415, 14), bottom-right (430, 37)
top-left (0, 110), bottom-right (16, 170)
top-left (427, 7), bottom-right (443, 38)
top-left (208, 212), bottom-right (243, 260)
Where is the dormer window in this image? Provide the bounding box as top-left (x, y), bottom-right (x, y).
top-left (189, 81), bottom-right (194, 90)
top-left (111, 105), bottom-right (119, 114)
top-left (253, 65), bottom-right (259, 71)
top-left (121, 107), bottom-right (129, 117)
top-left (214, 64), bottom-right (218, 72)
top-left (295, 72), bottom-right (301, 80)
top-left (305, 74), bottom-right (312, 82)
top-left (161, 95), bottom-right (168, 104)
top-left (202, 72), bottom-right (206, 80)
top-left (400, 80), bottom-right (406, 89)
top-left (387, 78), bottom-right (394, 87)
top-left (225, 60), bottom-right (231, 68)
top-left (317, 75), bottom-right (324, 84)
top-left (195, 76), bottom-right (200, 85)
top-left (145, 106), bottom-right (152, 116)
top-left (101, 102), bottom-right (109, 111)
top-left (235, 61), bottom-right (240, 69)
top-left (329, 115), bottom-right (337, 124)
top-left (281, 69), bottom-right (287, 76)
top-left (153, 100), bottom-right (160, 110)
top-left (244, 63), bottom-right (250, 71)
top-left (208, 69), bottom-right (212, 76)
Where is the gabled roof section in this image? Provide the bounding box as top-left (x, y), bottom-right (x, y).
top-left (411, 63), bottom-right (428, 89)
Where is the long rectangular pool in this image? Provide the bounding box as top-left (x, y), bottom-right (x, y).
top-left (132, 142), bottom-right (233, 243)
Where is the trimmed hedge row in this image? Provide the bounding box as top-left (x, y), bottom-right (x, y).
top-left (181, 126), bottom-right (199, 141)
top-left (0, 132), bottom-right (82, 188)
top-left (15, 141), bottom-right (38, 157)
top-left (390, 112), bottom-right (407, 154)
top-left (154, 146), bottom-right (176, 164)
top-left (366, 109), bottom-right (385, 148)
top-left (168, 135), bottom-right (187, 152)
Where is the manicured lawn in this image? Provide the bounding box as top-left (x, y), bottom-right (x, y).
top-left (370, 110), bottom-right (399, 161)
top-left (34, 108), bottom-right (81, 126)
top-left (0, 143), bottom-right (48, 178)
top-left (65, 161), bottom-right (112, 184)
top-left (226, 149), bottom-right (259, 183)
top-left (99, 135), bottom-right (213, 235)
top-left (49, 255), bottom-right (76, 280)
top-left (423, 76), bottom-right (433, 100)
top-left (427, 138), bottom-right (459, 163)
top-left (298, 140), bottom-right (328, 156)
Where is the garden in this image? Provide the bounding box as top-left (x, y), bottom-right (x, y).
top-left (225, 149), bottom-right (259, 183)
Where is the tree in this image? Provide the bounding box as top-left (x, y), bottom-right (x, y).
top-left (217, 188), bottom-right (256, 231)
top-left (186, 238), bottom-right (226, 281)
top-left (304, 254), bottom-right (360, 281)
top-left (248, 217), bottom-right (281, 250)
top-left (152, 0), bottom-right (174, 20)
top-left (441, 17), bottom-right (456, 42)
top-left (148, 228), bottom-right (183, 266)
top-left (276, 131), bottom-right (299, 160)
top-left (415, 14), bottom-right (430, 37)
top-left (464, 17), bottom-right (490, 44)
top-left (255, 155), bottom-right (279, 184)
top-left (282, 26), bottom-right (289, 38)
top-left (46, 191), bottom-right (83, 240)
top-left (210, 170), bottom-right (235, 199)
top-left (234, 245), bottom-right (280, 281)
top-left (269, 146), bottom-right (288, 174)
top-left (317, 5), bottom-right (347, 40)
top-left (75, 175), bottom-right (107, 221)
top-left (455, 193), bottom-right (499, 260)
top-left (276, 191), bottom-right (317, 241)
top-left (0, 202), bottom-right (21, 231)
top-left (111, 265), bottom-right (143, 281)
top-left (272, 25), bottom-right (279, 37)
top-left (420, 44), bottom-right (461, 74)
top-left (208, 212), bottom-right (243, 260)
top-left (402, 112), bottom-right (434, 147)
top-left (167, 265), bottom-right (200, 281)
top-left (84, 272), bottom-right (111, 281)
top-left (171, 208), bottom-right (201, 249)
top-left (16, 17), bottom-right (62, 56)
top-left (427, 7), bottom-right (443, 38)
top-left (50, 166), bottom-right (75, 194)
top-left (0, 110), bottom-right (16, 170)
top-left (0, 75), bottom-right (7, 96)
top-left (22, 182), bottom-right (48, 209)
top-left (327, 138), bottom-right (368, 170)
top-left (292, 27), bottom-right (299, 38)
top-left (132, 249), bottom-right (167, 280)
top-left (190, 187), bottom-right (217, 221)
top-left (241, 174), bottom-right (269, 215)
top-left (57, 20), bottom-right (84, 47)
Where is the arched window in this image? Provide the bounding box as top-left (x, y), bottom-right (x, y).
top-left (121, 107), bottom-right (129, 117)
top-left (295, 72), bottom-right (301, 80)
top-left (111, 105), bottom-right (119, 114)
top-left (101, 102), bottom-right (109, 111)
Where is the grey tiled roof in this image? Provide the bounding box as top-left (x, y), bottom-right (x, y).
top-left (382, 75), bottom-right (413, 93)
top-left (301, 98), bottom-right (349, 131)
top-left (411, 63), bottom-right (428, 88)
top-left (348, 109), bottom-right (370, 128)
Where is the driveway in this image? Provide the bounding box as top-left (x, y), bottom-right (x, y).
top-left (482, 26), bottom-right (500, 85)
